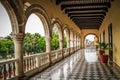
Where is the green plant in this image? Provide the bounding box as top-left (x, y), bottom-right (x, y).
top-left (98, 42), bottom-right (110, 55)
top-left (98, 42), bottom-right (110, 63)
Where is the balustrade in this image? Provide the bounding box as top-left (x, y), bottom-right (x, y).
top-left (0, 47), bottom-right (79, 79)
top-left (57, 49), bottom-right (62, 59)
top-left (40, 53), bottom-right (49, 66)
top-left (63, 48), bottom-right (69, 57)
top-left (23, 52), bottom-right (49, 72)
top-left (23, 55), bottom-right (37, 72)
top-left (0, 59), bottom-right (18, 80)
top-left (51, 51), bottom-right (57, 61)
top-left (51, 49), bottom-right (63, 63)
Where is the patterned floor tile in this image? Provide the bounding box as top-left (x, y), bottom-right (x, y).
top-left (29, 49), bottom-right (120, 80)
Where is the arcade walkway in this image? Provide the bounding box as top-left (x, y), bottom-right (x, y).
top-left (29, 49), bottom-right (120, 80)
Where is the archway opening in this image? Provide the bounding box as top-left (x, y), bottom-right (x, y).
top-left (0, 2), bottom-right (14, 60)
top-left (24, 13), bottom-right (46, 56)
top-left (51, 24), bottom-right (59, 50)
top-left (63, 29), bottom-right (67, 48)
top-left (84, 34), bottom-right (98, 49)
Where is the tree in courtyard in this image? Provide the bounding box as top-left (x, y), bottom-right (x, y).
top-left (51, 32), bottom-right (59, 50)
top-left (63, 35), bottom-right (67, 48)
top-left (0, 39), bottom-right (14, 59)
top-left (23, 33), bottom-right (46, 55)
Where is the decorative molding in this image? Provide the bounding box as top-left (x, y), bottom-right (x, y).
top-left (11, 33), bottom-right (25, 41)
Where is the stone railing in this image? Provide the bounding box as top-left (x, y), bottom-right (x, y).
top-left (23, 54), bottom-right (38, 72)
top-left (51, 49), bottom-right (63, 64)
top-left (70, 47), bottom-right (74, 54)
top-left (0, 47), bottom-right (79, 79)
top-left (63, 48), bottom-right (69, 57)
top-left (39, 53), bottom-right (49, 66)
top-left (23, 52), bottom-right (49, 73)
top-left (0, 58), bottom-right (18, 80)
top-left (23, 52), bottom-right (50, 77)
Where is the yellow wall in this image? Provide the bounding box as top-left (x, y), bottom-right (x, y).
top-left (99, 0), bottom-right (120, 66)
top-left (26, 0), bottom-right (120, 66)
top-left (81, 29), bottom-right (99, 48)
top-left (26, 0), bottom-right (81, 33)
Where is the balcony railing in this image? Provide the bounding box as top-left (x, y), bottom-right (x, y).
top-left (23, 54), bottom-right (38, 72)
top-left (23, 52), bottom-right (50, 72)
top-left (0, 58), bottom-right (18, 80)
top-left (63, 48), bottom-right (69, 57)
top-left (51, 49), bottom-right (63, 63)
top-left (0, 47), bottom-right (80, 80)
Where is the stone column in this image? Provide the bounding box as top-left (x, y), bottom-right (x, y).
top-left (12, 33), bottom-right (25, 78)
top-left (59, 39), bottom-right (64, 58)
top-left (73, 40), bottom-right (75, 52)
top-left (45, 37), bottom-right (51, 63)
top-left (67, 39), bottom-right (70, 55)
top-left (59, 39), bottom-right (63, 50)
top-left (67, 39), bottom-right (70, 48)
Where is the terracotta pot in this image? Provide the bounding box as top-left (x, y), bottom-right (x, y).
top-left (0, 75), bottom-right (3, 79)
top-left (99, 50), bottom-right (104, 55)
top-left (100, 55), bottom-right (109, 63)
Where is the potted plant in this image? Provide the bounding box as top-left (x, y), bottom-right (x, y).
top-left (99, 42), bottom-right (109, 63)
top-left (97, 42), bottom-right (106, 55)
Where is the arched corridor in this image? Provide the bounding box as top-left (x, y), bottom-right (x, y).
top-left (84, 34), bottom-right (98, 49)
top-left (30, 49), bottom-right (120, 80)
top-left (0, 0), bottom-right (120, 80)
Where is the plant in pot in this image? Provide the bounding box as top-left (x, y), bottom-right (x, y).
top-left (99, 42), bottom-right (109, 63)
top-left (97, 42), bottom-right (106, 55)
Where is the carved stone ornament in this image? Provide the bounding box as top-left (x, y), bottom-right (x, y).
top-left (11, 33), bottom-right (25, 41)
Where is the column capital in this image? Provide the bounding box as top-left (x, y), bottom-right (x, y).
top-left (11, 33), bottom-right (25, 41)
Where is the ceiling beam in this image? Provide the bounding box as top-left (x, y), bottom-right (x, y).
top-left (64, 6), bottom-right (108, 13)
top-left (68, 12), bottom-right (106, 17)
top-left (70, 15), bottom-right (104, 19)
top-left (61, 3), bottom-right (110, 10)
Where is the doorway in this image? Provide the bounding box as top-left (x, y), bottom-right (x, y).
top-left (84, 34), bottom-right (98, 49)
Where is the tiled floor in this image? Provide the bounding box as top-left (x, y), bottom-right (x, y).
top-left (29, 49), bottom-right (120, 80)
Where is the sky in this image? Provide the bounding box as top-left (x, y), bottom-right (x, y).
top-left (25, 14), bottom-right (45, 36)
top-left (0, 3), bottom-right (45, 37)
top-left (85, 34), bottom-right (96, 41)
top-left (0, 2), bottom-right (95, 40)
top-left (0, 3), bottom-right (12, 37)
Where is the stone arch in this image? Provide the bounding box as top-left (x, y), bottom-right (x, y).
top-left (83, 33), bottom-right (98, 48)
top-left (1, 0), bottom-right (19, 34)
top-left (84, 33), bottom-right (98, 42)
top-left (51, 18), bottom-right (63, 41)
top-left (63, 24), bottom-right (70, 48)
top-left (24, 4), bottom-right (51, 38)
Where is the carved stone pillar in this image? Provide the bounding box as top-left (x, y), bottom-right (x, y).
top-left (59, 39), bottom-right (63, 50)
top-left (45, 37), bottom-right (51, 63)
top-left (73, 40), bottom-right (75, 47)
top-left (45, 37), bottom-right (51, 52)
top-left (67, 39), bottom-right (70, 55)
top-left (59, 39), bottom-right (64, 58)
top-left (67, 39), bottom-right (70, 48)
top-left (12, 33), bottom-right (25, 78)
